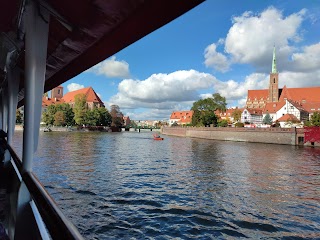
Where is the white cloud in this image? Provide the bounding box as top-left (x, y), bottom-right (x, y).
top-left (290, 42), bottom-right (320, 72)
top-left (124, 109), bottom-right (172, 121)
top-left (278, 70), bottom-right (320, 88)
top-left (204, 7), bottom-right (307, 72)
top-left (225, 7), bottom-right (305, 68)
top-left (108, 70), bottom-right (271, 115)
top-left (213, 73), bottom-right (268, 101)
top-left (88, 56), bottom-right (130, 78)
top-left (67, 83), bottom-right (84, 92)
top-left (110, 70), bottom-right (216, 109)
top-left (204, 42), bottom-right (230, 72)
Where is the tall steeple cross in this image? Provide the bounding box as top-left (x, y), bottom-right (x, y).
top-left (272, 45), bottom-right (277, 73)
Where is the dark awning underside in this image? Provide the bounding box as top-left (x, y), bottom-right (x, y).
top-left (0, 0), bottom-right (204, 107)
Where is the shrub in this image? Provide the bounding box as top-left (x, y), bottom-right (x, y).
top-left (235, 122), bottom-right (244, 127)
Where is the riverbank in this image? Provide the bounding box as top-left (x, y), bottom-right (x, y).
top-left (161, 126), bottom-right (319, 147)
top-left (15, 125), bottom-right (112, 132)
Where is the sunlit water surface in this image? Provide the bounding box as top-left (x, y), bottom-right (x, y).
top-left (12, 131), bottom-right (320, 239)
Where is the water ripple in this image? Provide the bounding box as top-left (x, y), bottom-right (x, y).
top-left (11, 131), bottom-right (320, 239)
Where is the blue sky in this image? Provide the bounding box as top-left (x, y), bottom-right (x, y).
top-left (60, 0), bottom-right (320, 120)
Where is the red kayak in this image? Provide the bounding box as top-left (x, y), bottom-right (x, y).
top-left (153, 137), bottom-right (164, 140)
top-left (153, 134), bottom-right (164, 140)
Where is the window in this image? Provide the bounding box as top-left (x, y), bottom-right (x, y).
top-left (273, 78), bottom-right (276, 83)
top-left (58, 89), bottom-right (60, 94)
top-left (244, 111), bottom-right (247, 114)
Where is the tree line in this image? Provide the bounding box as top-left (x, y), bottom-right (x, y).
top-left (39, 93), bottom-right (124, 127)
top-left (189, 93), bottom-right (320, 127)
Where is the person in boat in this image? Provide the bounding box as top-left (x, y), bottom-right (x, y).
top-left (153, 133), bottom-right (161, 138)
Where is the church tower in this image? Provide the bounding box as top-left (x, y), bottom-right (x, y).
top-left (51, 85), bottom-right (63, 99)
top-left (268, 46), bottom-right (279, 102)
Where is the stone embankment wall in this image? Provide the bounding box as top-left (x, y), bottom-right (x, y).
top-left (161, 126), bottom-right (316, 146)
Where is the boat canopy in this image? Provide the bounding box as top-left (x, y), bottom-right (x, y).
top-left (0, 0), bottom-right (204, 107)
top-left (0, 1), bottom-right (204, 239)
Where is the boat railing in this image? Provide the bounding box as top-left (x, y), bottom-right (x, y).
top-left (5, 140), bottom-right (84, 240)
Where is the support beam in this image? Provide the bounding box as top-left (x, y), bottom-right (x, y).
top-left (22, 0), bottom-right (49, 172)
top-left (7, 54), bottom-right (20, 145)
top-left (4, 63), bottom-right (20, 165)
top-left (1, 89), bottom-right (8, 133)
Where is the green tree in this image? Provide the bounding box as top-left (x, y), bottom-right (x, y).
top-left (311, 111), bottom-right (320, 126)
top-left (42, 105), bottom-right (57, 125)
top-left (263, 113), bottom-right (273, 124)
top-left (110, 105), bottom-right (124, 127)
top-left (191, 93), bottom-right (226, 126)
top-left (54, 111), bottom-right (66, 126)
top-left (56, 103), bottom-right (74, 126)
top-left (202, 111), bottom-right (218, 126)
top-left (217, 119), bottom-right (228, 127)
top-left (16, 109), bottom-right (23, 124)
top-left (85, 109), bottom-right (97, 126)
top-left (73, 93), bottom-right (87, 125)
top-left (96, 107), bottom-right (112, 126)
top-left (231, 109), bottom-right (242, 122)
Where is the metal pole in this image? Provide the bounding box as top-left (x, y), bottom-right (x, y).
top-left (4, 66), bottom-right (20, 165)
top-left (7, 54), bottom-right (20, 145)
top-left (1, 89), bottom-right (8, 133)
top-left (22, 0), bottom-right (49, 172)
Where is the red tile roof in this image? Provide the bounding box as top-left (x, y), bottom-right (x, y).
top-left (170, 111), bottom-right (193, 123)
top-left (62, 87), bottom-right (104, 106)
top-left (277, 114), bottom-right (299, 122)
top-left (263, 101), bottom-right (285, 114)
top-left (246, 108), bottom-right (263, 116)
top-left (247, 89), bottom-right (268, 101)
top-left (42, 97), bottom-right (65, 107)
top-left (279, 86), bottom-right (320, 103)
top-left (300, 102), bottom-right (320, 113)
top-left (215, 108), bottom-right (244, 118)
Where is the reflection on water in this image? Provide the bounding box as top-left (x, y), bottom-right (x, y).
top-left (12, 131), bottom-right (320, 239)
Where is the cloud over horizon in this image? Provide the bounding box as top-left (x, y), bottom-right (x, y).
top-left (87, 56), bottom-right (130, 78)
top-left (67, 83), bottom-right (85, 92)
top-left (204, 7), bottom-right (307, 73)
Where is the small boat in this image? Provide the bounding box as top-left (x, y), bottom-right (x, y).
top-left (153, 134), bottom-right (164, 140)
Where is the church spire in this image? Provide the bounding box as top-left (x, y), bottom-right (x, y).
top-left (272, 45), bottom-right (277, 73)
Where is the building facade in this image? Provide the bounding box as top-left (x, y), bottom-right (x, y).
top-left (245, 47), bottom-right (320, 123)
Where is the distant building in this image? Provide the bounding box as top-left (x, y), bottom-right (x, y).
top-left (62, 87), bottom-right (104, 109)
top-left (241, 108), bottom-right (263, 124)
top-left (215, 108), bottom-right (244, 123)
top-left (169, 111), bottom-right (193, 126)
top-left (123, 116), bottom-right (131, 126)
top-left (245, 46), bottom-right (320, 122)
top-left (42, 86), bottom-right (104, 110)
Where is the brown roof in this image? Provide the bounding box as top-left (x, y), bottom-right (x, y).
top-left (62, 87), bottom-right (104, 106)
top-left (277, 114), bottom-right (299, 122)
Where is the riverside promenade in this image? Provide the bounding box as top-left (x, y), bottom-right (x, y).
top-left (161, 126), bottom-right (318, 147)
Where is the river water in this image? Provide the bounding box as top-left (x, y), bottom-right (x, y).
top-left (12, 131), bottom-right (320, 239)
